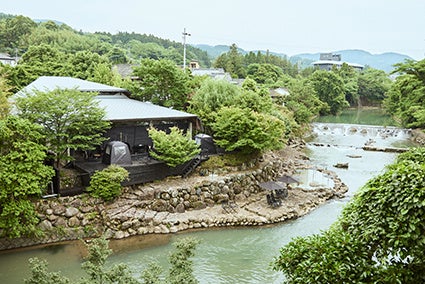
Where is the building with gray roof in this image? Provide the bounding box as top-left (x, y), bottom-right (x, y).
top-left (312, 53), bottom-right (364, 71)
top-left (14, 76), bottom-right (200, 153)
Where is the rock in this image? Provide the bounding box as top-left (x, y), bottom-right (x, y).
top-left (38, 220), bottom-right (53, 231)
top-left (53, 205), bottom-right (66, 215)
top-left (114, 231), bottom-right (126, 239)
top-left (54, 217), bottom-right (67, 227)
top-left (151, 199), bottom-right (168, 212)
top-left (65, 207), bottom-right (79, 217)
top-left (68, 216), bottom-right (80, 227)
top-left (176, 203), bottom-right (185, 213)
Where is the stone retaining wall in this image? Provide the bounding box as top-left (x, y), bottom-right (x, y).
top-left (0, 151), bottom-right (347, 251)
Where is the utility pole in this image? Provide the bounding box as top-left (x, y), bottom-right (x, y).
top-left (182, 28), bottom-right (191, 70)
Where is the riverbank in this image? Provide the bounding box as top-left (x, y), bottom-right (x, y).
top-left (0, 144), bottom-right (348, 251)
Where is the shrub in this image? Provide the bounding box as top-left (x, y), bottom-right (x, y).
top-left (86, 165), bottom-right (129, 201)
top-left (148, 126), bottom-right (201, 167)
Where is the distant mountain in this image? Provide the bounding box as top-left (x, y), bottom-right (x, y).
top-left (194, 45), bottom-right (411, 73)
top-left (34, 19), bottom-right (66, 26)
top-left (292, 49), bottom-right (412, 73)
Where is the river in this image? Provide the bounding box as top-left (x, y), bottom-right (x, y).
top-left (0, 110), bottom-right (414, 283)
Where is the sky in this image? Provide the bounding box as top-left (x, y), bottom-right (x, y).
top-left (1, 0), bottom-right (425, 60)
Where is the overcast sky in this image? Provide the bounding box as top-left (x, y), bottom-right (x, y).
top-left (2, 0), bottom-right (424, 59)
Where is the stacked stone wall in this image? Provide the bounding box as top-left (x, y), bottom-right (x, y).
top-left (0, 152), bottom-right (347, 251)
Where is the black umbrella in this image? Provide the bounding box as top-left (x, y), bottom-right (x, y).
top-left (277, 175), bottom-right (299, 184)
top-left (258, 181), bottom-right (284, 191)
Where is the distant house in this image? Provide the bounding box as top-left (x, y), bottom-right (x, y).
top-left (270, 87), bottom-right (290, 99)
top-left (0, 53), bottom-right (17, 66)
top-left (15, 76), bottom-right (200, 154)
top-left (312, 53), bottom-right (364, 71)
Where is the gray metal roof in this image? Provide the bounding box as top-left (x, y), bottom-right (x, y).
top-left (14, 76), bottom-right (198, 122)
top-left (16, 76), bottom-right (130, 96)
top-left (97, 94), bottom-right (197, 122)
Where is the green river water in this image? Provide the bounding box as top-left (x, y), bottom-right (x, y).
top-left (0, 109), bottom-right (415, 283)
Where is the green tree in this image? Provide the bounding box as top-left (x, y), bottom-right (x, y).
top-left (246, 63), bottom-right (284, 84)
top-left (273, 147), bottom-right (425, 283)
top-left (0, 116), bottom-right (54, 238)
top-left (309, 70), bottom-right (349, 115)
top-left (166, 237), bottom-right (200, 284)
top-left (68, 50), bottom-right (110, 80)
top-left (213, 44), bottom-right (246, 78)
top-left (25, 258), bottom-right (70, 284)
top-left (212, 107), bottom-right (286, 154)
top-left (188, 79), bottom-right (240, 134)
top-left (0, 73), bottom-right (12, 117)
top-left (87, 165), bottom-right (129, 201)
top-left (132, 59), bottom-right (192, 110)
top-left (148, 126), bottom-right (201, 167)
top-left (283, 78), bottom-right (324, 125)
top-left (9, 44), bottom-right (71, 88)
top-left (358, 67), bottom-right (391, 106)
top-left (335, 63), bottom-right (359, 106)
top-left (0, 15), bottom-right (36, 52)
top-left (15, 88), bottom-right (110, 167)
top-left (384, 59), bottom-right (425, 128)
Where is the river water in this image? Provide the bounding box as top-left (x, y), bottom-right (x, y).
top-left (0, 112), bottom-right (415, 283)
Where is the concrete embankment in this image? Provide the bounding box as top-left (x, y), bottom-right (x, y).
top-left (0, 147), bottom-right (348, 251)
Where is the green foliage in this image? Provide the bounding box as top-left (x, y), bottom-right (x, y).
top-left (357, 67), bottom-right (391, 106)
top-left (15, 88), bottom-right (110, 167)
top-left (309, 70), bottom-right (349, 115)
top-left (273, 147), bottom-right (425, 283)
top-left (247, 63), bottom-right (284, 84)
top-left (188, 79), bottom-right (240, 134)
top-left (25, 237), bottom-right (199, 284)
top-left (384, 59), bottom-right (425, 128)
top-left (212, 107), bottom-right (286, 154)
top-left (148, 126), bottom-right (201, 167)
top-left (0, 116), bottom-right (54, 238)
top-left (80, 237), bottom-right (138, 284)
top-left (167, 237), bottom-right (200, 284)
top-left (87, 165), bottom-right (129, 201)
top-left (131, 59), bottom-right (192, 110)
top-left (282, 78), bottom-right (324, 125)
top-left (25, 258), bottom-right (70, 284)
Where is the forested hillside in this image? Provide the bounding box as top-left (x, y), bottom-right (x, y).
top-left (0, 13), bottom-right (211, 67)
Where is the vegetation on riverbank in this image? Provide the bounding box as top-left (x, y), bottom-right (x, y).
top-left (273, 147), bottom-right (425, 283)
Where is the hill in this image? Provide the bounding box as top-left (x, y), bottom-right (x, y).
top-left (293, 49), bottom-right (412, 73)
top-left (194, 44), bottom-right (411, 73)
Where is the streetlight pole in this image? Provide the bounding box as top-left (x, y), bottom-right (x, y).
top-left (182, 28), bottom-right (191, 70)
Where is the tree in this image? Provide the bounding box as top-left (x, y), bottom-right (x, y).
top-left (148, 126), bottom-right (201, 167)
top-left (357, 67), bottom-right (391, 106)
top-left (335, 63), bottom-right (359, 106)
top-left (15, 88), bottom-right (110, 167)
top-left (0, 73), bottom-right (12, 118)
top-left (0, 15), bottom-right (36, 52)
top-left (384, 59), bottom-right (425, 128)
top-left (273, 147), bottom-right (425, 283)
top-left (0, 116), bottom-right (54, 238)
top-left (188, 78), bottom-right (240, 134)
top-left (213, 44), bottom-right (246, 78)
top-left (246, 63), bottom-right (284, 84)
top-left (131, 58), bottom-right (192, 110)
top-left (283, 78), bottom-right (325, 125)
top-left (211, 107), bottom-right (286, 154)
top-left (309, 70), bottom-right (349, 115)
